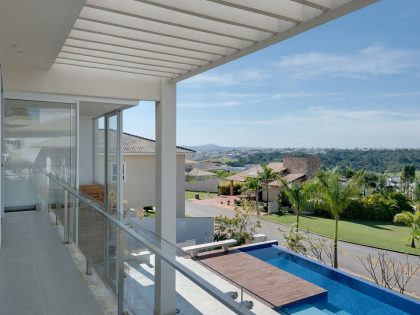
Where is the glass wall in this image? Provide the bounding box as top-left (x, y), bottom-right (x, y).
top-left (3, 99), bottom-right (76, 211)
top-left (91, 112), bottom-right (123, 289)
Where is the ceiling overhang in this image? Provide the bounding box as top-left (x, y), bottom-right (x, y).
top-left (1, 0), bottom-right (378, 84)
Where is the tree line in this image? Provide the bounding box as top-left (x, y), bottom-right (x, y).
top-left (227, 148), bottom-right (420, 173)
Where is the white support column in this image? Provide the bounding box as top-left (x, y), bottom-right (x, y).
top-left (155, 78), bottom-right (177, 315)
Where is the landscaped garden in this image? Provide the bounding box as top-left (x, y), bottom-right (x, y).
top-left (262, 213), bottom-right (419, 255)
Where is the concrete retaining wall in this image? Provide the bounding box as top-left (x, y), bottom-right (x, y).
top-left (185, 179), bottom-right (219, 193)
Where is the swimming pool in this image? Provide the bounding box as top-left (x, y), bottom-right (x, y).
top-left (240, 243), bottom-right (420, 315)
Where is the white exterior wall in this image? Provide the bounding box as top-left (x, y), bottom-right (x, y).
top-left (0, 61), bottom-right (2, 248)
top-left (263, 186), bottom-right (281, 203)
top-left (129, 217), bottom-right (214, 245)
top-left (185, 179), bottom-right (219, 193)
top-left (79, 118), bottom-right (94, 185)
top-left (99, 154), bottom-right (186, 217)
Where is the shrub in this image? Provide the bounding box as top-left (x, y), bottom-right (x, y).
top-left (278, 190), bottom-right (291, 207)
top-left (214, 200), bottom-right (261, 245)
top-left (218, 182), bottom-right (242, 195)
top-left (388, 192), bottom-right (413, 212)
top-left (318, 193), bottom-right (413, 221)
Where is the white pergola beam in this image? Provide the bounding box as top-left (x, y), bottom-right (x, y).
top-left (49, 0), bottom-right (377, 88)
top-left (72, 27), bottom-right (229, 58)
top-left (78, 17), bottom-right (241, 51)
top-left (134, 0), bottom-right (279, 34)
top-left (291, 0), bottom-right (332, 11)
top-left (85, 3), bottom-right (260, 42)
top-left (69, 30), bottom-right (217, 61)
top-left (173, 0), bottom-right (378, 82)
top-left (205, 0), bottom-right (302, 23)
top-left (80, 6), bottom-right (252, 49)
top-left (66, 37), bottom-right (208, 65)
top-left (61, 46), bottom-right (195, 71)
top-left (58, 52), bottom-right (186, 75)
top-left (55, 59), bottom-right (176, 78)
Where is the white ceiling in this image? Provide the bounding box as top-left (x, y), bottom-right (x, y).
top-left (0, 0), bottom-right (86, 68)
top-left (0, 0), bottom-right (377, 82)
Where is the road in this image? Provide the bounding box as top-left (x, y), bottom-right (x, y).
top-left (186, 200), bottom-right (420, 298)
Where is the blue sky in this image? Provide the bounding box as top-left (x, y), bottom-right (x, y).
top-left (124, 0), bottom-right (420, 148)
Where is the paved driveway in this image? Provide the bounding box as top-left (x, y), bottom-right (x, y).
top-left (186, 200), bottom-right (420, 298)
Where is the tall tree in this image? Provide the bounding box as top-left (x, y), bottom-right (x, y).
top-left (401, 164), bottom-right (416, 196)
top-left (277, 178), bottom-right (314, 229)
top-left (309, 169), bottom-right (361, 268)
top-left (258, 164), bottom-right (277, 210)
top-left (242, 177), bottom-right (261, 204)
top-left (362, 171), bottom-right (379, 196)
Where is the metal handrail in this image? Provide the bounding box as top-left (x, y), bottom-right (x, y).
top-left (47, 173), bottom-right (254, 315)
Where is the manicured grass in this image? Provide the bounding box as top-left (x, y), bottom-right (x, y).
top-left (387, 170), bottom-right (420, 177)
top-left (262, 213), bottom-right (420, 255)
top-left (185, 191), bottom-right (218, 200)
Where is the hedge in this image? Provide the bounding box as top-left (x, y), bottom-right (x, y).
top-left (315, 192), bottom-right (413, 221)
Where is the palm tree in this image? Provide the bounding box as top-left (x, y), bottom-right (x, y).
top-left (310, 169), bottom-right (361, 268)
top-left (361, 170), bottom-right (378, 196)
top-left (277, 177), bottom-right (312, 229)
top-left (258, 164), bottom-right (277, 210)
top-left (242, 177), bottom-right (261, 203)
top-left (394, 211), bottom-right (420, 248)
top-left (401, 164), bottom-right (416, 196)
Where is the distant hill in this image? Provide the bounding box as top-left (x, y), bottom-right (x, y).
top-left (185, 143), bottom-right (263, 152)
top-left (186, 143), bottom-right (236, 152)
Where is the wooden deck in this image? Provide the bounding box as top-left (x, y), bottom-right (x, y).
top-left (198, 250), bottom-right (327, 308)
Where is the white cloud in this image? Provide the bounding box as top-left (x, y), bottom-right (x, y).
top-left (270, 92), bottom-right (339, 100)
top-left (276, 45), bottom-right (417, 80)
top-left (178, 100), bottom-right (241, 108)
top-left (363, 91), bottom-right (420, 99)
top-left (188, 107), bottom-right (420, 126)
top-left (181, 69), bottom-right (270, 87)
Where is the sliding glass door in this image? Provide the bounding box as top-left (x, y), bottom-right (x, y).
top-left (3, 99), bottom-right (76, 212)
top-left (104, 111), bottom-right (123, 289)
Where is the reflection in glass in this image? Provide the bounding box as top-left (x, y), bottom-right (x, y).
top-left (3, 99), bottom-right (76, 211)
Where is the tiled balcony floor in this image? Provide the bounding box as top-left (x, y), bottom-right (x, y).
top-left (0, 210), bottom-right (104, 315)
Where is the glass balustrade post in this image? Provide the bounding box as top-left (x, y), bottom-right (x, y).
top-left (117, 227), bottom-right (125, 315)
top-left (64, 190), bottom-right (70, 244)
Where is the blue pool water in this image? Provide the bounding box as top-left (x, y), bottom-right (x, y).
top-left (241, 244), bottom-right (420, 315)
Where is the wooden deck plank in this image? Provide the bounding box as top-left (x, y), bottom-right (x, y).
top-left (199, 250), bottom-right (327, 308)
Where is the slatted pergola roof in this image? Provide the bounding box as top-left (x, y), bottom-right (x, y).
top-left (54, 0), bottom-right (376, 82)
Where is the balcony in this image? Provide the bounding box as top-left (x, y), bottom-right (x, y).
top-left (0, 210), bottom-right (104, 315)
top-left (1, 173), bottom-right (272, 314)
top-left (0, 1), bottom-right (382, 314)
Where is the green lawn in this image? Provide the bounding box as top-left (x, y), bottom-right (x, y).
top-left (263, 213), bottom-right (420, 255)
top-left (387, 170), bottom-right (420, 177)
top-left (185, 191), bottom-right (218, 200)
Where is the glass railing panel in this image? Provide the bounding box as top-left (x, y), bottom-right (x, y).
top-left (124, 231), bottom-right (155, 314)
top-left (78, 198), bottom-right (107, 279)
top-left (46, 174), bottom-right (256, 315)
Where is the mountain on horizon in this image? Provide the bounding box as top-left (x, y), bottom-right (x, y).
top-left (185, 143), bottom-right (232, 152)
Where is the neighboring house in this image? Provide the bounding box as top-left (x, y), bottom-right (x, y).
top-left (185, 164), bottom-right (219, 193)
top-left (185, 158), bottom-right (198, 172)
top-left (98, 132), bottom-right (194, 217)
top-left (185, 168), bottom-right (216, 181)
top-left (226, 157), bottom-right (320, 202)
